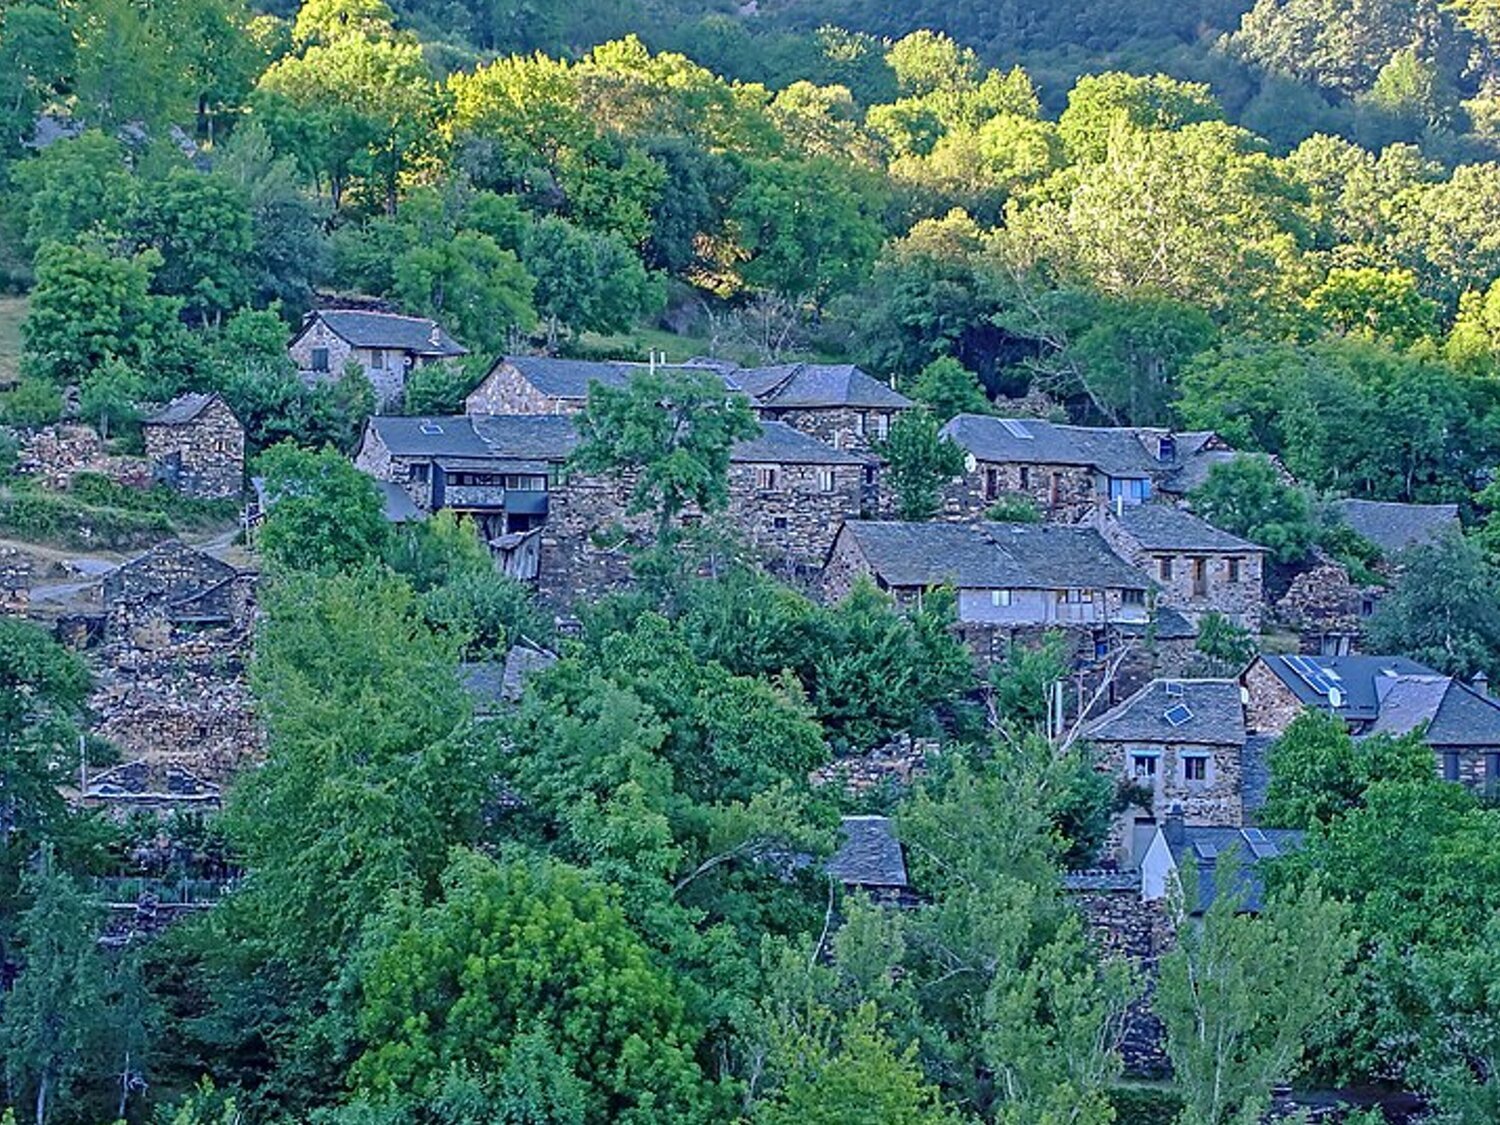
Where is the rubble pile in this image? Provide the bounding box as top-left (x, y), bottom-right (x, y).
top-left (809, 733), bottom-right (939, 794)
top-left (18, 424), bottom-right (153, 490)
top-left (0, 546), bottom-right (31, 613)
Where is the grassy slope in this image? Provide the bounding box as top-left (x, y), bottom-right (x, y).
top-left (0, 295), bottom-right (24, 388)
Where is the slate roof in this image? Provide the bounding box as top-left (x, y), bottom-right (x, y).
top-left (1087, 679), bottom-right (1246, 746)
top-left (1241, 734), bottom-right (1275, 815)
top-left (1330, 499), bottom-right (1461, 556)
top-left (732, 421), bottom-right (867, 465)
top-left (308, 310), bottom-right (467, 356)
top-left (838, 521), bottom-right (1149, 591)
top-left (459, 644), bottom-right (558, 715)
top-left (502, 357), bottom-right (635, 399)
top-left (1167, 826), bottom-right (1304, 912)
top-left (1111, 504), bottom-right (1264, 553)
top-left (377, 481), bottom-right (421, 523)
top-left (1256, 653), bottom-right (1437, 722)
top-left (942, 415), bottom-right (1219, 479)
top-left (1369, 675), bottom-right (1500, 747)
top-left (367, 415), bottom-right (579, 462)
top-left (740, 363), bottom-right (913, 410)
top-left (825, 816), bottom-right (908, 888)
top-left (143, 392), bottom-right (223, 426)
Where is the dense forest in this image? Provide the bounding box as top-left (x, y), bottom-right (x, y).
top-left (6, 0), bottom-right (1500, 1121)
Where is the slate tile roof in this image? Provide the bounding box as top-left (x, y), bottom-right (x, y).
top-left (369, 415), bottom-right (852, 467)
top-left (1241, 734), bottom-right (1275, 815)
top-left (738, 363), bottom-right (913, 410)
top-left (1369, 675), bottom-right (1500, 747)
top-left (143, 392), bottom-right (224, 427)
top-left (840, 520), bottom-right (1150, 592)
top-left (1167, 826), bottom-right (1303, 912)
top-left (825, 816), bottom-right (909, 888)
top-left (497, 355), bottom-right (913, 410)
top-left (310, 310), bottom-right (468, 356)
top-left (1111, 504), bottom-right (1265, 553)
top-left (1256, 653), bottom-right (1437, 722)
top-left (377, 480), bottom-right (421, 523)
top-left (941, 415), bottom-right (1219, 479)
top-left (1088, 678), bottom-right (1247, 746)
top-left (1330, 498), bottom-right (1461, 556)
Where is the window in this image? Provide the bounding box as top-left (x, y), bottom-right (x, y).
top-left (1062, 588), bottom-right (1093, 604)
top-left (1132, 755), bottom-right (1158, 780)
top-left (874, 413), bottom-right (890, 439)
top-left (504, 474), bottom-right (546, 491)
top-left (757, 466), bottom-right (780, 490)
top-left (990, 589), bottom-right (1013, 607)
top-left (311, 347), bottom-right (330, 372)
top-left (410, 464), bottom-right (430, 484)
top-left (1184, 756), bottom-right (1208, 782)
top-left (1094, 635), bottom-right (1110, 660)
top-left (854, 413), bottom-right (866, 436)
top-left (1049, 472), bottom-right (1062, 506)
top-left (1360, 597), bottom-right (1376, 618)
top-left (818, 468), bottom-right (836, 493)
top-left (1489, 753), bottom-right (1500, 788)
top-left (369, 347), bottom-right (385, 370)
top-left (1158, 557), bottom-right (1174, 581)
top-left (863, 465), bottom-right (877, 486)
top-left (1192, 557), bottom-right (1208, 597)
top-left (772, 516), bottom-right (789, 531)
top-left (1444, 752), bottom-right (1461, 782)
top-left (1108, 478), bottom-right (1152, 504)
top-left (984, 468), bottom-right (1000, 500)
top-left (1018, 466), bottom-right (1030, 489)
top-left (1227, 557), bottom-right (1241, 583)
top-left (1122, 588), bottom-right (1146, 606)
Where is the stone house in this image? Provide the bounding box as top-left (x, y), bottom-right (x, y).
top-left (1330, 498), bottom-right (1460, 557)
top-left (1241, 652), bottom-right (1500, 791)
top-left (729, 362), bottom-right (914, 453)
top-left (1273, 558), bottom-right (1382, 656)
top-left (355, 413), bottom-right (867, 595)
top-left (1094, 503), bottom-right (1267, 630)
top-left (465, 356), bottom-right (913, 454)
top-left (102, 539), bottom-right (252, 637)
top-left (1086, 678), bottom-right (1248, 868)
top-left (141, 393), bottom-right (245, 500)
top-left (938, 414), bottom-right (1232, 522)
top-left (820, 519), bottom-right (1153, 664)
top-left (1139, 815), bottom-right (1303, 913)
top-left (289, 309), bottom-right (468, 408)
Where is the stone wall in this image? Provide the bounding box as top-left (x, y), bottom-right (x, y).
top-left (290, 319), bottom-right (407, 408)
top-left (758, 405), bottom-right (896, 455)
top-left (465, 362), bottom-right (580, 416)
top-left (1274, 561), bottom-right (1378, 655)
top-left (0, 547), bottom-right (31, 614)
top-left (809, 733), bottom-right (939, 794)
top-left (1063, 877), bottom-right (1171, 1077)
top-left (1093, 738), bottom-right (1245, 845)
top-left (143, 397), bottom-right (245, 500)
top-left (1241, 659), bottom-right (1306, 736)
top-left (103, 541), bottom-right (243, 620)
top-left (941, 459), bottom-right (1097, 523)
top-left (18, 425), bottom-right (153, 489)
top-left (725, 460), bottom-right (865, 573)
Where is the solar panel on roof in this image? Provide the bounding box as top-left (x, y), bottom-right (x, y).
top-left (1164, 680), bottom-right (1184, 697)
top-left (1243, 828), bottom-right (1267, 843)
top-left (999, 419), bottom-right (1033, 439)
top-left (1284, 654), bottom-right (1335, 698)
top-left (1163, 703), bottom-right (1193, 727)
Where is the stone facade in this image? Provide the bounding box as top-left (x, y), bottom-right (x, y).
top-left (1093, 737), bottom-right (1244, 842)
top-left (941, 459), bottom-right (1096, 523)
top-left (1241, 659), bottom-right (1308, 736)
top-left (102, 540), bottom-right (251, 638)
top-left (288, 313), bottom-right (363, 388)
top-left (142, 394), bottom-right (245, 500)
top-left (289, 312), bottom-right (463, 409)
top-left (757, 405), bottom-right (894, 455)
top-left (1274, 560), bottom-right (1379, 656)
top-left (725, 459), bottom-right (868, 574)
top-left (465, 361), bottom-right (583, 415)
top-left (0, 547), bottom-right (31, 615)
top-left (1097, 516), bottom-right (1265, 630)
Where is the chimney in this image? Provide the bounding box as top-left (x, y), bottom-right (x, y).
top-left (429, 324), bottom-right (441, 347)
top-left (1475, 671), bottom-right (1490, 696)
top-left (1163, 804), bottom-right (1185, 847)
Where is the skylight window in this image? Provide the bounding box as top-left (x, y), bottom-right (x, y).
top-left (1163, 703), bottom-right (1193, 727)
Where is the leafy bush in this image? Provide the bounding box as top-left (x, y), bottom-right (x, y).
top-left (985, 495), bottom-right (1042, 523)
top-left (1106, 1086), bottom-right (1184, 1125)
top-left (0, 378), bottom-right (63, 427)
top-left (0, 488), bottom-right (174, 549)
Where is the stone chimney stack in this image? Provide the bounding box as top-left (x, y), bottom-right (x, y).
top-left (1475, 671), bottom-right (1489, 697)
top-left (1164, 804), bottom-right (1186, 847)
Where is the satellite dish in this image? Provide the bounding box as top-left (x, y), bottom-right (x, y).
top-left (964, 453), bottom-right (978, 473)
top-left (1328, 686), bottom-right (1345, 709)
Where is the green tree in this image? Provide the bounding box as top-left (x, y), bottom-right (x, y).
top-left (1193, 611), bottom-right (1257, 675)
top-left (21, 242), bottom-right (183, 386)
top-left (1189, 456), bottom-right (1314, 564)
top-left (350, 849), bottom-right (714, 1123)
top-left (393, 230), bottom-right (535, 356)
top-left (1305, 267), bottom-right (1440, 347)
top-left (571, 368), bottom-right (761, 543)
top-left (1057, 72), bottom-right (1222, 162)
top-left (255, 441), bottom-right (391, 574)
top-left (401, 358), bottom-right (484, 416)
top-left (524, 216), bottom-right (662, 346)
top-left (0, 854), bottom-right (106, 1125)
top-left (877, 409), bottom-right (965, 520)
top-left (9, 129), bottom-right (135, 252)
top-left (1156, 868), bottom-right (1354, 1125)
top-left (1260, 710), bottom-right (1433, 828)
top-left (130, 168), bottom-right (253, 326)
top-left (1367, 533), bottom-right (1500, 679)
top-left (1066, 294), bottom-right (1216, 425)
top-left (906, 356), bottom-right (989, 422)
top-left (78, 356), bottom-right (144, 442)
